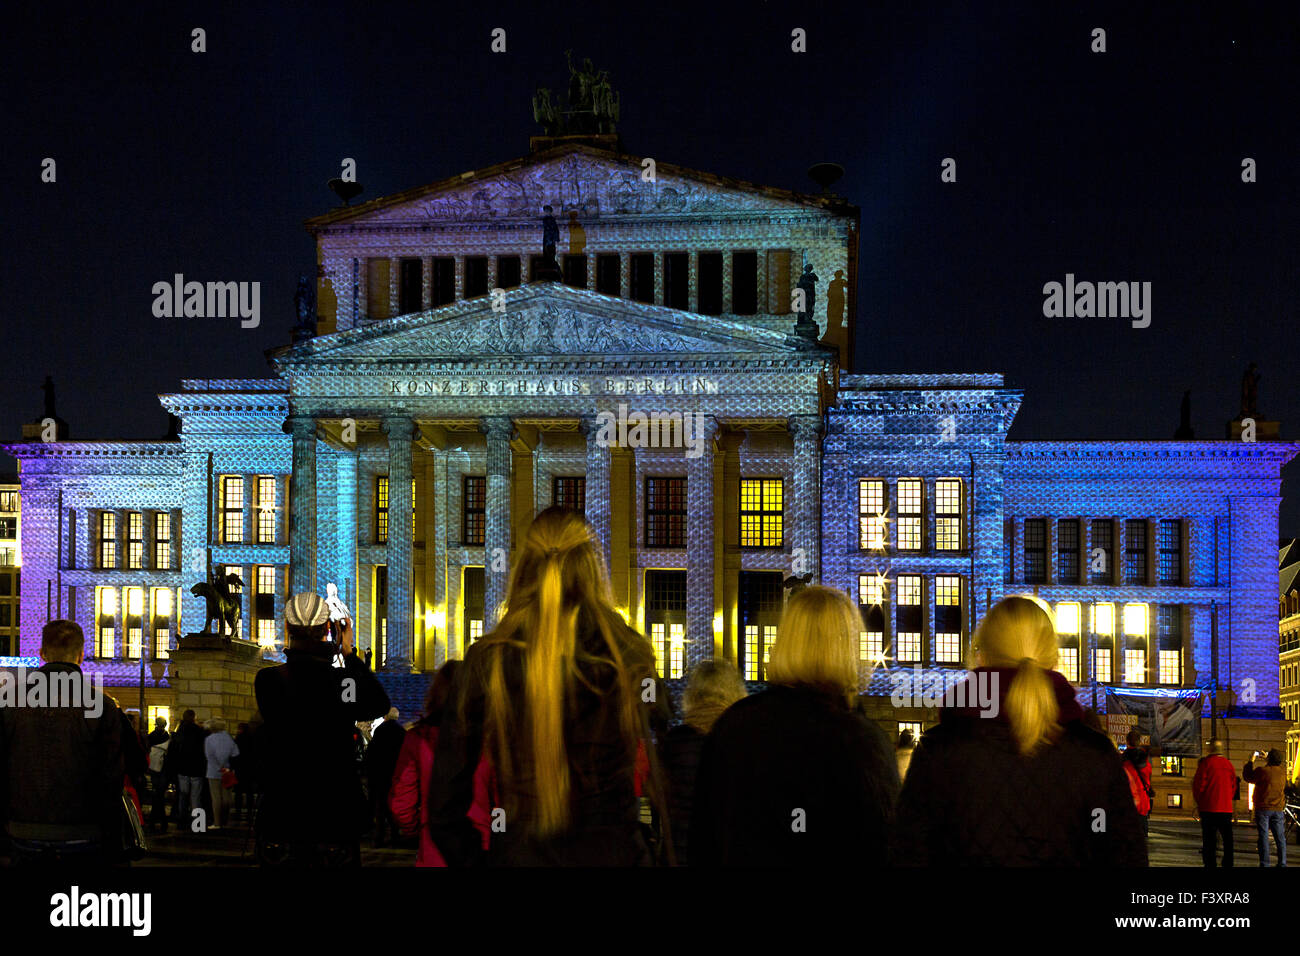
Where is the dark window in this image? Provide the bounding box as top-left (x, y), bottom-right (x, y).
top-left (595, 254), bottom-right (620, 296)
top-left (664, 252), bottom-right (689, 309)
top-left (431, 257), bottom-right (455, 305)
top-left (99, 512), bottom-right (117, 569)
top-left (0, 518), bottom-right (15, 539)
top-left (463, 476), bottom-right (486, 546)
top-left (0, 605), bottom-right (10, 628)
top-left (563, 255), bottom-right (588, 288)
top-left (697, 252), bottom-right (723, 315)
top-left (553, 476), bottom-right (586, 513)
top-left (1024, 519), bottom-right (1046, 584)
top-left (630, 253), bottom-right (655, 303)
top-left (1157, 605), bottom-right (1182, 649)
top-left (399, 258), bottom-right (423, 314)
top-left (0, 574), bottom-right (10, 596)
top-left (464, 256), bottom-right (489, 298)
top-left (1125, 519), bottom-right (1148, 585)
top-left (497, 256), bottom-right (521, 289)
top-left (732, 251), bottom-right (758, 315)
top-left (0, 635), bottom-right (11, 656)
top-left (1091, 519), bottom-right (1114, 584)
top-left (1057, 519), bottom-right (1080, 584)
top-left (375, 565), bottom-right (388, 666)
top-left (366, 257), bottom-right (391, 319)
top-left (529, 255), bottom-right (546, 282)
top-left (645, 477), bottom-right (686, 548)
top-left (1158, 520), bottom-right (1182, 585)
top-left (739, 571), bottom-right (783, 680)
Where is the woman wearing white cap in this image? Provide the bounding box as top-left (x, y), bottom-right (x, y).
top-left (252, 590), bottom-right (391, 866)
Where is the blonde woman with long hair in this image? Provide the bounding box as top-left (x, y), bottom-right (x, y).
top-left (893, 594), bottom-right (1146, 866)
top-left (427, 507), bottom-right (666, 865)
top-left (691, 586), bottom-right (898, 866)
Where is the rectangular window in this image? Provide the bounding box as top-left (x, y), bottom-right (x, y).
top-left (1058, 647), bottom-right (1079, 683)
top-left (127, 512), bottom-right (144, 570)
top-left (664, 252), bottom-right (689, 309)
top-left (697, 252), bottom-right (723, 315)
top-left (935, 478), bottom-right (963, 551)
top-left (1123, 602), bottom-right (1148, 684)
top-left (563, 254), bottom-right (588, 289)
top-left (897, 479), bottom-right (923, 551)
top-left (858, 574), bottom-right (887, 662)
top-left (1090, 519), bottom-right (1114, 584)
top-left (739, 478), bottom-right (783, 548)
top-left (0, 517), bottom-right (15, 539)
top-left (1157, 605), bottom-right (1182, 685)
top-left (496, 256), bottom-right (521, 289)
top-left (645, 477), bottom-right (687, 549)
top-left (154, 512), bottom-right (171, 570)
top-left (463, 476), bottom-right (486, 546)
top-left (99, 512), bottom-right (117, 569)
top-left (1161, 756), bottom-right (1183, 776)
top-left (1057, 519), bottom-right (1080, 584)
top-left (464, 256), bottom-right (489, 298)
top-left (858, 479), bottom-right (886, 550)
top-left (647, 570), bottom-right (688, 677)
top-left (376, 476), bottom-right (389, 544)
top-left (431, 257), bottom-right (455, 306)
top-left (768, 249), bottom-right (792, 315)
top-left (1055, 601), bottom-right (1081, 682)
top-left (0, 492), bottom-right (17, 512)
top-left (255, 566), bottom-right (277, 648)
top-left (95, 587), bottom-right (115, 658)
top-left (462, 566), bottom-right (484, 647)
top-left (1024, 518), bottom-right (1046, 583)
top-left (151, 587), bottom-right (172, 659)
top-left (1158, 520), bottom-right (1182, 585)
top-left (935, 575), bottom-right (962, 664)
top-left (399, 258), bottom-right (423, 314)
top-left (1124, 648), bottom-right (1146, 684)
top-left (256, 476), bottom-right (277, 544)
top-left (629, 253), bottom-right (655, 303)
top-left (124, 587), bottom-right (143, 659)
top-left (366, 257), bottom-right (391, 319)
top-left (553, 476), bottom-right (586, 513)
top-left (595, 254), bottom-right (620, 296)
top-left (221, 476), bottom-right (244, 544)
top-left (1093, 647), bottom-right (1113, 683)
top-left (1124, 519), bottom-right (1148, 585)
top-left (896, 575), bottom-right (922, 663)
top-left (1158, 649), bottom-right (1181, 685)
top-left (731, 251), bottom-right (758, 315)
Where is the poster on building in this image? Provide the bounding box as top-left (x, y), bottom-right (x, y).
top-left (1104, 690), bottom-right (1204, 757)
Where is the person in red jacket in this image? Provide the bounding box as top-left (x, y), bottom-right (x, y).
top-left (1122, 729), bottom-right (1154, 838)
top-left (388, 661), bottom-right (492, 866)
top-left (1192, 738), bottom-right (1238, 868)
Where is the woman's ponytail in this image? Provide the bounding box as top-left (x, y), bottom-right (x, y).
top-left (1003, 655), bottom-right (1059, 756)
top-left (975, 596), bottom-right (1063, 757)
top-left (527, 552), bottom-right (573, 836)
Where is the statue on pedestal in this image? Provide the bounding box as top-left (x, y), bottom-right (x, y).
top-left (1240, 362), bottom-right (1261, 419)
top-left (190, 570), bottom-right (244, 639)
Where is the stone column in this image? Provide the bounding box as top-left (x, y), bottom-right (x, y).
top-left (481, 416), bottom-right (514, 629)
top-left (287, 415), bottom-right (317, 595)
top-left (430, 447), bottom-right (449, 667)
top-left (686, 415), bottom-right (720, 665)
top-left (335, 447), bottom-right (358, 618)
top-left (382, 416), bottom-right (416, 671)
top-left (580, 415), bottom-right (613, 573)
top-left (788, 414), bottom-right (823, 582)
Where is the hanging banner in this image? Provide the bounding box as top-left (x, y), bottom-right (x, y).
top-left (1104, 689), bottom-right (1204, 757)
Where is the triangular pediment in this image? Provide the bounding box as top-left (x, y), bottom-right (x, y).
top-left (272, 284), bottom-right (820, 365)
top-left (306, 145), bottom-right (847, 228)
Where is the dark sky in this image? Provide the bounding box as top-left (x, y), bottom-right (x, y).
top-left (6, 1), bottom-right (1300, 527)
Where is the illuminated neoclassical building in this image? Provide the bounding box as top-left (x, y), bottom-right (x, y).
top-left (4, 133), bottom-right (1294, 794)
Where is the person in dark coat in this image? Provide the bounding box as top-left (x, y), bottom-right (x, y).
top-left (365, 708), bottom-right (406, 846)
top-left (145, 716), bottom-right (170, 831)
top-left (253, 592), bottom-right (391, 867)
top-left (691, 586), bottom-right (900, 867)
top-left (893, 595), bottom-right (1148, 866)
top-left (0, 620), bottom-right (125, 864)
top-left (658, 660), bottom-right (747, 866)
top-left (165, 709), bottom-right (208, 829)
top-left (231, 721), bottom-right (257, 820)
top-left (428, 507), bottom-right (666, 866)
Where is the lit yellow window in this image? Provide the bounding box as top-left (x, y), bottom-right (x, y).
top-left (858, 573), bottom-right (886, 606)
top-left (1055, 602), bottom-right (1080, 636)
top-left (858, 479), bottom-right (887, 550)
top-left (1123, 603), bottom-right (1149, 639)
top-left (1092, 603), bottom-right (1115, 637)
top-left (936, 479), bottom-right (962, 551)
top-left (740, 478), bottom-right (783, 548)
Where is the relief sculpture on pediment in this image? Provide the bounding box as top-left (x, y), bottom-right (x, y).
top-left (415, 303), bottom-right (705, 355)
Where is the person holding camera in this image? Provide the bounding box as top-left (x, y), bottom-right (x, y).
top-left (253, 592), bottom-right (390, 867)
top-left (1243, 748), bottom-right (1288, 867)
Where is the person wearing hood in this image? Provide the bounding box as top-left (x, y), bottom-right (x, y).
top-left (253, 591), bottom-right (391, 866)
top-left (893, 594), bottom-right (1147, 866)
top-left (1122, 728), bottom-right (1155, 838)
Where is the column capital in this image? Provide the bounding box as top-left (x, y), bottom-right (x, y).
top-left (787, 413), bottom-right (824, 439)
top-left (479, 415), bottom-right (515, 444)
top-left (283, 413), bottom-right (318, 439)
top-left (380, 415), bottom-right (418, 443)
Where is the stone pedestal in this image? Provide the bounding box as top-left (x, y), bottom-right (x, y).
top-left (169, 633), bottom-right (265, 724)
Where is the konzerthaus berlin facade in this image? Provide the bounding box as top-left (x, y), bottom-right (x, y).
top-left (4, 136), bottom-right (1294, 804)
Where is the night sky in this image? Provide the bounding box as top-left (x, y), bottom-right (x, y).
top-left (7, 2), bottom-right (1300, 526)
